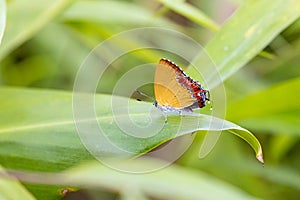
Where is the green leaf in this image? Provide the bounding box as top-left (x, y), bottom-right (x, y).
top-left (63, 1), bottom-right (174, 28)
top-left (0, 0), bottom-right (74, 61)
top-left (0, 86), bottom-right (264, 197)
top-left (0, 0), bottom-right (6, 45)
top-left (269, 135), bottom-right (297, 162)
top-left (0, 87), bottom-right (263, 173)
top-left (155, 0), bottom-right (220, 31)
top-left (227, 77), bottom-right (300, 119)
top-left (0, 166), bottom-right (36, 200)
top-left (227, 77), bottom-right (300, 137)
top-left (0, 159), bottom-right (260, 200)
top-left (181, 3), bottom-right (299, 164)
top-left (191, 0), bottom-right (300, 88)
top-left (0, 86), bottom-right (262, 200)
top-left (62, 159), bottom-right (259, 200)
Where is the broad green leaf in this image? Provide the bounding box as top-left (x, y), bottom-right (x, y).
top-left (0, 0), bottom-right (74, 61)
top-left (191, 0), bottom-right (300, 88)
top-left (0, 159), bottom-right (260, 200)
top-left (0, 0), bottom-right (6, 45)
top-left (0, 166), bottom-right (36, 200)
top-left (156, 0), bottom-right (220, 31)
top-left (62, 159), bottom-right (259, 200)
top-left (0, 89), bottom-right (92, 172)
top-left (0, 87), bottom-right (263, 173)
top-left (0, 86), bottom-right (263, 197)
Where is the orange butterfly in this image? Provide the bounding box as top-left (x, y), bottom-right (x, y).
top-left (154, 58), bottom-right (210, 112)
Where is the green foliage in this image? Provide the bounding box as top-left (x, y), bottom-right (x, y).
top-left (0, 0), bottom-right (300, 199)
top-left (203, 0), bottom-right (300, 86)
top-left (0, 166), bottom-right (35, 200)
top-left (0, 87), bottom-right (262, 165)
top-left (63, 159), bottom-right (258, 200)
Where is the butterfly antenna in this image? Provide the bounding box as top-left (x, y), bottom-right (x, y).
top-left (206, 90), bottom-right (213, 110)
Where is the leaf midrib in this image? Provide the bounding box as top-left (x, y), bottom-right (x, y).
top-left (0, 110), bottom-right (165, 134)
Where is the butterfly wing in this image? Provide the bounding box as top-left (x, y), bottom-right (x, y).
top-left (154, 59), bottom-right (196, 109)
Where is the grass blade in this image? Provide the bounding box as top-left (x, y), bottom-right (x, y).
top-left (0, 0), bottom-right (74, 61)
top-left (156, 0), bottom-right (219, 31)
top-left (0, 0), bottom-right (6, 45)
top-left (192, 0), bottom-right (300, 88)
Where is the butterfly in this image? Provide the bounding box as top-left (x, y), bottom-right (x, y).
top-left (154, 58), bottom-right (210, 112)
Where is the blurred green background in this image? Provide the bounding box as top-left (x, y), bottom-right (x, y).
top-left (0, 0), bottom-right (300, 200)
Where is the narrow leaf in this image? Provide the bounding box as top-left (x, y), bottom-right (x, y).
top-left (192, 0), bottom-right (300, 88)
top-left (156, 0), bottom-right (219, 31)
top-left (0, 166), bottom-right (36, 200)
top-left (63, 1), bottom-right (174, 27)
top-left (0, 0), bottom-right (74, 61)
top-left (0, 0), bottom-right (6, 45)
top-left (0, 159), bottom-right (259, 200)
top-left (64, 159), bottom-right (259, 200)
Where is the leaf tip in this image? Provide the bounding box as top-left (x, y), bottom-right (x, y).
top-left (256, 153), bottom-right (264, 165)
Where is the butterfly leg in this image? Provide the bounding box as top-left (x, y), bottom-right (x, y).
top-left (135, 90), bottom-right (154, 101)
